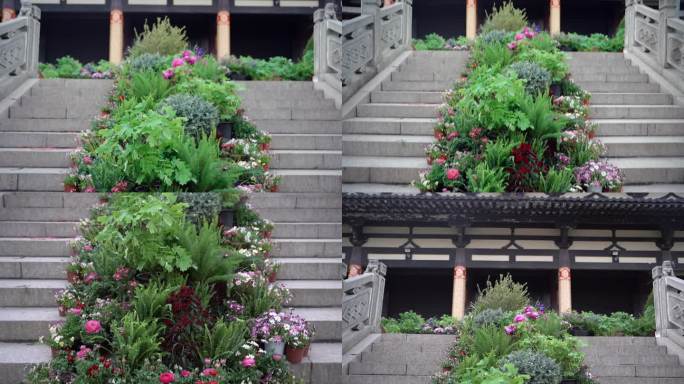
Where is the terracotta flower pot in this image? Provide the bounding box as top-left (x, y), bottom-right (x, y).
top-left (66, 271), bottom-right (79, 284)
top-left (58, 306), bottom-right (67, 317)
top-left (285, 345), bottom-right (306, 364)
top-left (268, 272), bottom-right (277, 283)
top-left (304, 344), bottom-right (310, 357)
top-left (64, 185), bottom-right (78, 193)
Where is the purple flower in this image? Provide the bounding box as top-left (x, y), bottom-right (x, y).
top-left (171, 58), bottom-right (185, 68)
top-left (526, 311), bottom-right (540, 320)
top-left (514, 314), bottom-right (526, 323)
top-left (505, 325), bottom-right (517, 335)
top-left (162, 69), bottom-right (174, 79)
top-left (508, 42), bottom-right (518, 50)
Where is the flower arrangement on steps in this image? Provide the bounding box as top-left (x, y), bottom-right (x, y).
top-left (36, 193), bottom-right (313, 383)
top-left (414, 26), bottom-right (623, 193)
top-left (63, 48), bottom-right (278, 194)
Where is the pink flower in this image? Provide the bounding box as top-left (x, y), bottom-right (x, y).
top-left (185, 55), bottom-right (198, 65)
top-left (513, 314), bottom-right (526, 323)
top-left (83, 244), bottom-right (94, 252)
top-left (180, 370), bottom-right (191, 378)
top-left (84, 186), bottom-right (96, 193)
top-left (83, 271), bottom-right (98, 284)
top-left (515, 33), bottom-right (525, 41)
top-left (505, 325), bottom-right (517, 335)
top-left (69, 307), bottom-right (82, 315)
top-left (523, 27), bottom-right (535, 38)
top-left (162, 69), bottom-right (174, 79)
top-left (241, 356), bottom-right (256, 368)
top-left (85, 319), bottom-right (101, 334)
top-left (272, 354), bottom-right (282, 361)
top-left (202, 368), bottom-right (218, 377)
top-left (436, 157), bottom-right (446, 166)
top-left (159, 372), bottom-right (175, 384)
top-left (526, 311), bottom-right (540, 320)
top-left (182, 50), bottom-right (193, 58)
top-left (447, 131), bottom-right (459, 140)
top-left (446, 169), bottom-right (460, 180)
top-left (76, 345), bottom-right (91, 359)
top-left (508, 42), bottom-right (517, 50)
top-left (83, 156), bottom-right (93, 165)
top-left (171, 58), bottom-right (185, 68)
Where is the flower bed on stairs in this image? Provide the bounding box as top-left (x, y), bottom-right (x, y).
top-left (414, 27), bottom-right (623, 193)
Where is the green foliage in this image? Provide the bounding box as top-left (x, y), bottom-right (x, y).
top-left (473, 42), bottom-right (515, 69)
top-left (515, 48), bottom-right (568, 83)
top-left (535, 312), bottom-right (569, 339)
top-left (467, 163), bottom-right (507, 192)
top-left (111, 313), bottom-right (163, 372)
top-left (479, 30), bottom-right (514, 46)
top-left (518, 334), bottom-right (584, 378)
top-left (160, 94), bottom-right (220, 139)
top-left (414, 33), bottom-right (446, 50)
top-left (471, 326), bottom-right (516, 359)
top-left (39, 56), bottom-right (83, 78)
top-left (222, 52), bottom-right (314, 81)
top-left (125, 70), bottom-right (174, 101)
top-left (129, 17), bottom-right (188, 57)
top-left (472, 274), bottom-right (530, 314)
top-left (483, 137), bottom-right (518, 169)
top-left (126, 53), bottom-right (168, 73)
top-left (448, 357), bottom-right (529, 384)
top-left (556, 26), bottom-right (624, 52)
top-left (473, 308), bottom-right (508, 329)
top-left (381, 311), bottom-right (426, 334)
top-left (519, 94), bottom-right (564, 141)
top-left (537, 167), bottom-right (574, 193)
top-left (500, 350), bottom-right (562, 384)
top-left (177, 220), bottom-right (243, 283)
top-left (481, 1), bottom-right (528, 34)
top-left (176, 192), bottom-right (223, 224)
top-left (195, 319), bottom-right (248, 360)
top-left (89, 157), bottom-right (126, 191)
top-left (132, 279), bottom-right (178, 321)
top-left (175, 78), bottom-right (241, 121)
top-left (175, 134), bottom-right (239, 192)
top-left (509, 61), bottom-right (551, 96)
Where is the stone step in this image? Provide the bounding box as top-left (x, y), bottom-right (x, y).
top-left (608, 157), bottom-right (684, 184)
top-left (357, 103), bottom-right (438, 119)
top-left (343, 134), bottom-right (432, 157)
top-left (244, 107), bottom-right (339, 121)
top-left (272, 223), bottom-right (341, 239)
top-left (252, 120), bottom-right (341, 135)
top-left (348, 361), bottom-right (438, 377)
top-left (578, 336), bottom-right (657, 346)
top-left (275, 258), bottom-right (343, 280)
top-left (391, 70), bottom-right (460, 82)
top-left (342, 156), bottom-right (425, 184)
top-left (0, 342), bottom-right (51, 384)
top-left (288, 342), bottom-right (342, 384)
top-left (342, 183), bottom-right (419, 195)
top-left (590, 105), bottom-right (684, 119)
top-left (568, 52), bottom-right (627, 61)
top-left (234, 80), bottom-right (316, 92)
top-left (10, 101), bottom-right (100, 120)
top-left (359, 350), bottom-right (446, 364)
top-left (569, 64), bottom-right (641, 74)
top-left (602, 136), bottom-right (684, 157)
top-left (247, 192), bottom-right (341, 210)
top-left (624, 183), bottom-right (684, 192)
top-left (371, 91), bottom-right (443, 104)
top-left (291, 307), bottom-right (341, 342)
top-left (281, 279), bottom-right (341, 307)
top-left (0, 148), bottom-right (71, 167)
top-left (590, 93), bottom-right (673, 105)
top-left (272, 238), bottom-right (342, 258)
top-left (270, 134), bottom-right (341, 150)
top-left (581, 344), bottom-right (666, 355)
top-left (343, 118), bottom-right (435, 136)
top-left (270, 150), bottom-right (341, 170)
top-left (585, 353), bottom-right (680, 366)
top-left (382, 81), bottom-right (452, 92)
top-left (0, 118), bottom-right (90, 132)
top-left (571, 73), bottom-right (649, 83)
top-left (0, 279), bottom-right (65, 307)
top-left (0, 256), bottom-right (69, 279)
top-left (33, 78), bottom-right (114, 90)
top-left (0, 307), bottom-right (59, 341)
top-left (0, 237), bottom-right (70, 256)
top-left (0, 221), bottom-right (78, 237)
top-left (0, 192), bottom-right (99, 208)
top-left (589, 364), bottom-right (684, 377)
top-left (255, 208), bottom-right (340, 223)
top-left (240, 97), bottom-right (335, 110)
top-left (0, 168), bottom-right (67, 191)
top-left (0, 208), bottom-right (90, 221)
top-left (272, 170), bottom-right (341, 193)
top-left (370, 334), bottom-right (455, 350)
top-left (344, 374), bottom-right (432, 384)
top-left (577, 82), bottom-right (660, 93)
top-left (0, 132), bottom-right (79, 148)
top-left (594, 378), bottom-right (684, 384)
top-left (594, 119), bottom-right (684, 136)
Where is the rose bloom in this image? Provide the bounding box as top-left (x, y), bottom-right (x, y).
top-left (85, 319), bottom-right (101, 334)
top-left (202, 368), bottom-right (218, 377)
top-left (180, 370), bottom-right (191, 377)
top-left (241, 356), bottom-right (256, 368)
top-left (171, 58), bottom-right (185, 68)
top-left (446, 168), bottom-right (460, 180)
top-left (159, 372), bottom-right (175, 384)
top-left (513, 314), bottom-right (526, 323)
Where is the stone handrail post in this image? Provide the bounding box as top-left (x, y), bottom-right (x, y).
top-left (342, 260), bottom-right (387, 354)
top-left (0, 0), bottom-right (40, 99)
top-left (652, 261), bottom-right (684, 364)
top-left (624, 0), bottom-right (684, 99)
top-left (312, 0), bottom-right (413, 107)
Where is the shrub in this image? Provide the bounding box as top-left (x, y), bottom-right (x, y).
top-left (160, 94), bottom-right (219, 139)
top-left (481, 1), bottom-right (528, 34)
top-left (518, 334), bottom-right (584, 378)
top-left (473, 308), bottom-right (508, 329)
top-left (467, 163), bottom-right (507, 192)
top-left (126, 53), bottom-right (167, 73)
top-left (516, 48), bottom-right (568, 83)
top-left (472, 274), bottom-right (530, 313)
top-left (396, 311), bottom-right (425, 333)
top-left (39, 56), bottom-right (83, 79)
top-left (414, 33), bottom-right (446, 50)
top-left (500, 350), bottom-right (562, 384)
top-left (479, 30), bottom-right (513, 46)
top-left (471, 325), bottom-right (516, 359)
top-left (129, 17), bottom-right (188, 57)
top-left (124, 70), bottom-right (174, 101)
top-left (509, 61), bottom-right (551, 96)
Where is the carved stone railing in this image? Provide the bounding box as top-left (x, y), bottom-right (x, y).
top-left (0, 0), bottom-right (40, 100)
top-left (625, 0), bottom-right (684, 98)
top-left (652, 261), bottom-right (684, 364)
top-left (313, 0), bottom-right (412, 108)
top-left (342, 260), bottom-right (386, 354)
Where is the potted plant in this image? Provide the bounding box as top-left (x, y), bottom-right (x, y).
top-left (575, 160), bottom-right (623, 193)
top-left (284, 313), bottom-right (313, 364)
top-left (251, 311), bottom-right (289, 358)
top-left (65, 263), bottom-right (82, 284)
top-left (264, 335), bottom-right (286, 357)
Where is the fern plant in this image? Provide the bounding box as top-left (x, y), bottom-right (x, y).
top-left (111, 313), bottom-right (163, 372)
top-left (195, 319), bottom-right (248, 361)
top-left (132, 279), bottom-right (179, 321)
top-left (519, 94), bottom-right (564, 142)
top-left (467, 163), bottom-right (507, 192)
top-left (471, 325), bottom-right (516, 359)
top-left (177, 220), bottom-right (243, 284)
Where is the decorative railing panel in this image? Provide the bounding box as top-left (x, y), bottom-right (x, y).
top-left (342, 260), bottom-right (386, 354)
top-left (625, 0), bottom-right (683, 97)
top-left (0, 0), bottom-right (40, 96)
top-left (653, 261), bottom-right (684, 364)
top-left (312, 0), bottom-right (412, 107)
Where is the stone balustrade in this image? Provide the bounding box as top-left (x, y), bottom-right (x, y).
top-left (0, 0), bottom-right (40, 100)
top-left (342, 260), bottom-right (386, 354)
top-left (625, 0), bottom-right (684, 99)
top-left (652, 260), bottom-right (684, 364)
top-left (313, 0), bottom-right (412, 108)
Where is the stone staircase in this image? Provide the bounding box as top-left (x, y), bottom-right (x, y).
top-left (581, 336), bottom-right (684, 384)
top-left (567, 52), bottom-right (684, 192)
top-left (342, 50), bottom-right (684, 193)
top-left (342, 51), bottom-right (469, 194)
top-left (239, 81), bottom-right (343, 383)
top-left (343, 333), bottom-right (453, 384)
top-left (0, 79), bottom-right (109, 383)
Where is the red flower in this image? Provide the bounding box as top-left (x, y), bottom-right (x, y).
top-left (181, 370), bottom-right (191, 377)
top-left (202, 368), bottom-right (218, 377)
top-left (159, 372), bottom-right (175, 383)
top-left (446, 169), bottom-right (460, 180)
top-left (87, 364), bottom-right (100, 377)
